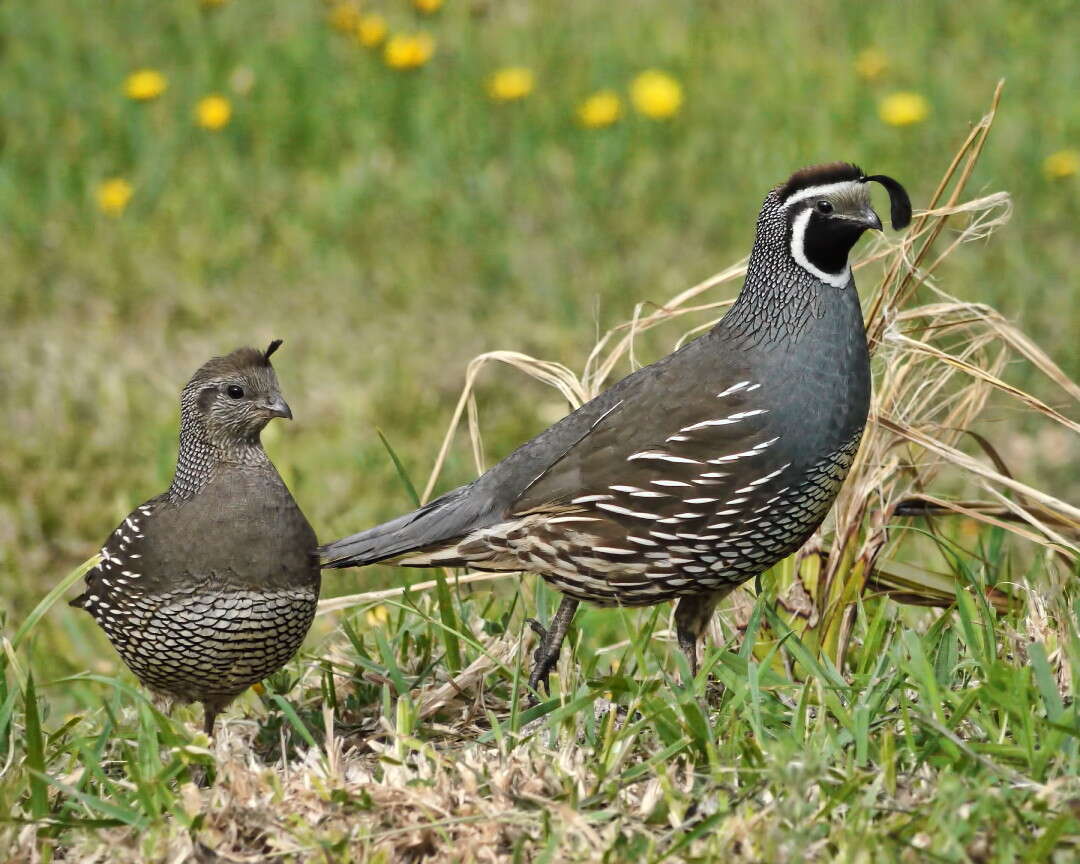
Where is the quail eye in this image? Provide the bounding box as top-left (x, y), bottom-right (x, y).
top-left (816, 200), bottom-right (834, 214)
top-left (226, 384), bottom-right (245, 399)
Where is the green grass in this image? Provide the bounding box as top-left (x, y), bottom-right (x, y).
top-left (1, 0), bottom-right (1079, 859)
top-left (2, 549), bottom-right (1079, 860)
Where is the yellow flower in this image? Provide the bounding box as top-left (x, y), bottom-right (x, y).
top-left (365, 605), bottom-right (391, 628)
top-left (413, 0), bottom-right (443, 13)
top-left (328, 3), bottom-right (361, 33)
top-left (251, 682), bottom-right (265, 695)
top-left (486, 67), bottom-right (534, 103)
top-left (124, 69), bottom-right (167, 102)
top-left (878, 91), bottom-right (929, 127)
top-left (630, 70), bottom-right (683, 120)
top-left (384, 33), bottom-right (435, 70)
top-left (577, 90), bottom-right (621, 128)
top-left (1043, 149), bottom-right (1079, 180)
top-left (355, 14), bottom-right (388, 48)
top-left (96, 178), bottom-right (133, 217)
top-left (854, 48), bottom-right (888, 82)
top-left (195, 94), bottom-right (231, 130)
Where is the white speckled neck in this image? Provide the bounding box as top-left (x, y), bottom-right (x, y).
top-left (169, 392), bottom-right (268, 502)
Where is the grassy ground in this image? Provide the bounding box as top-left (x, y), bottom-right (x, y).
top-left (1, 0), bottom-right (1079, 859)
top-left (4, 555), bottom-right (1080, 861)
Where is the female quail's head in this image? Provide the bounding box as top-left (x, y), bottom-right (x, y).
top-left (181, 339), bottom-right (293, 446)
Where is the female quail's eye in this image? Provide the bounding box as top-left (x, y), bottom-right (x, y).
top-left (816, 200), bottom-right (834, 214)
top-left (226, 384), bottom-right (245, 399)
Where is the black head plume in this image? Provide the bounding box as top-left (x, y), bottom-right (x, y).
top-left (863, 174), bottom-right (911, 230)
top-left (264, 339), bottom-right (284, 363)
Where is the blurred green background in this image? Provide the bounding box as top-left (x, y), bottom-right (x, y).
top-left (1, 0), bottom-right (1077, 676)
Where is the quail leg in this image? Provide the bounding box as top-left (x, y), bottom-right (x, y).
top-left (526, 595), bottom-right (579, 703)
top-left (190, 698), bottom-right (229, 787)
top-left (202, 698), bottom-right (227, 737)
top-left (673, 586), bottom-right (736, 683)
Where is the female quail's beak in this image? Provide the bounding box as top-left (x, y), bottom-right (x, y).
top-left (265, 394), bottom-right (293, 420)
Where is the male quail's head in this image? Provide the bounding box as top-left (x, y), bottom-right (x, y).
top-left (182, 339), bottom-right (293, 445)
top-left (766, 162), bottom-right (912, 288)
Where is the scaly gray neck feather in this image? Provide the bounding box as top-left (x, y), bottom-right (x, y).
top-left (168, 395), bottom-right (270, 502)
top-left (718, 190), bottom-right (834, 348)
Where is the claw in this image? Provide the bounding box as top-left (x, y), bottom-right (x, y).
top-left (526, 617), bottom-right (547, 638)
top-left (524, 597), bottom-right (578, 705)
top-left (526, 618), bottom-right (557, 704)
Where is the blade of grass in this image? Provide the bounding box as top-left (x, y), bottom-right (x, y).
top-left (374, 630), bottom-right (412, 699)
top-left (268, 694), bottom-right (318, 750)
top-left (377, 428), bottom-right (421, 507)
top-left (1029, 641), bottom-right (1064, 723)
top-left (31, 770), bottom-right (147, 828)
top-left (738, 591), bottom-right (767, 661)
top-left (434, 570), bottom-right (462, 675)
top-left (24, 673), bottom-right (48, 820)
top-left (763, 606), bottom-right (848, 692)
top-left (12, 554), bottom-right (100, 650)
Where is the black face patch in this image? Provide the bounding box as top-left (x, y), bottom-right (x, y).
top-left (796, 207), bottom-right (870, 275)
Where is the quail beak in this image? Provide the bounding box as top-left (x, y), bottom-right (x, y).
top-left (265, 395), bottom-right (293, 420)
top-left (859, 207), bottom-right (884, 232)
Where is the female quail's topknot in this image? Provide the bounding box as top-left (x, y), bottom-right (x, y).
top-left (71, 341), bottom-right (319, 735)
top-left (264, 338), bottom-right (284, 361)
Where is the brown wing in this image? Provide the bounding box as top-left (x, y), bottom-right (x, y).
top-left (511, 374), bottom-right (781, 527)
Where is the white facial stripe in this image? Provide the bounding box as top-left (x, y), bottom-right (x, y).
top-left (789, 208), bottom-right (851, 288)
top-left (782, 179), bottom-right (864, 209)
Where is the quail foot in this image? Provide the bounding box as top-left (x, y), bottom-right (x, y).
top-left (321, 164), bottom-right (911, 699)
top-left (71, 341), bottom-right (320, 735)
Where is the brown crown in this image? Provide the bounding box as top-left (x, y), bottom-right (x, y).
top-left (777, 162), bottom-right (864, 201)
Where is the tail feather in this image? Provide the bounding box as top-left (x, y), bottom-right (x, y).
top-left (318, 485), bottom-right (476, 568)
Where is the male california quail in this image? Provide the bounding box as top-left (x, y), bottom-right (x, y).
top-left (321, 163), bottom-right (911, 695)
top-left (71, 341), bottom-right (320, 734)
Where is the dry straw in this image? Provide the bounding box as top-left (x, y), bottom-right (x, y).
top-left (320, 83), bottom-right (1077, 665)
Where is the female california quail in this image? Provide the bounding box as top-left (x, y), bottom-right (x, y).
top-left (320, 163), bottom-right (911, 696)
top-left (71, 341), bottom-right (320, 734)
